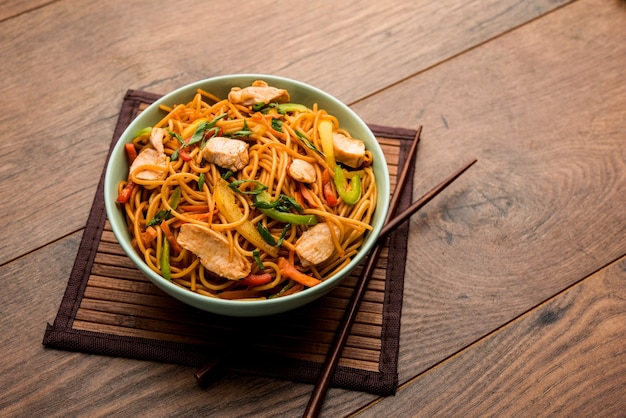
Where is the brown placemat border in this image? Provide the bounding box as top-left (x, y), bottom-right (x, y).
top-left (43, 89), bottom-right (418, 396)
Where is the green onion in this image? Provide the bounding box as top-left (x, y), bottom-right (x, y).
top-left (198, 173), bottom-right (205, 191)
top-left (146, 210), bottom-right (171, 227)
top-left (271, 118), bottom-right (283, 132)
top-left (257, 223), bottom-right (277, 246)
top-left (277, 224), bottom-right (291, 247)
top-left (252, 249), bottom-right (264, 270)
top-left (296, 130), bottom-right (324, 156)
top-left (225, 119), bottom-right (253, 138)
top-left (169, 187), bottom-right (181, 210)
top-left (161, 238), bottom-right (171, 280)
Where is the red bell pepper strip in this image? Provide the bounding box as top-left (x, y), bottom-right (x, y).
top-left (322, 169), bottom-right (339, 207)
top-left (160, 220), bottom-right (182, 254)
top-left (124, 143), bottom-right (138, 163)
top-left (238, 273), bottom-right (273, 287)
top-left (116, 180), bottom-right (135, 203)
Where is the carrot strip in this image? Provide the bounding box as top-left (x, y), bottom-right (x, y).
top-left (116, 180), bottom-right (135, 203)
top-left (238, 273), bottom-right (273, 287)
top-left (160, 221), bottom-right (182, 253)
top-left (140, 226), bottom-right (157, 247)
top-left (293, 190), bottom-right (305, 209)
top-left (171, 212), bottom-right (212, 228)
top-left (300, 185), bottom-right (318, 207)
top-left (278, 257), bottom-right (321, 288)
top-left (125, 143), bottom-right (138, 163)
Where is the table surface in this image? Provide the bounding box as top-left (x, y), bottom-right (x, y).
top-left (2, 0), bottom-right (625, 416)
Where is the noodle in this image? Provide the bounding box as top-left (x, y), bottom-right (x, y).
top-left (117, 80), bottom-right (377, 300)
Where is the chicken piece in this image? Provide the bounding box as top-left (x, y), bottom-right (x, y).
top-left (288, 159), bottom-right (317, 184)
top-left (177, 223), bottom-right (251, 280)
top-left (332, 132), bottom-right (366, 168)
top-left (201, 136), bottom-right (249, 171)
top-left (228, 80), bottom-right (290, 106)
top-left (129, 148), bottom-right (168, 180)
top-left (295, 223), bottom-right (340, 267)
top-left (149, 127), bottom-right (165, 154)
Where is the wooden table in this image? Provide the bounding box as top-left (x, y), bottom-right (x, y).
top-left (2, 0), bottom-right (625, 416)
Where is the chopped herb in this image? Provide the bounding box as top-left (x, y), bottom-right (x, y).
top-left (276, 223), bottom-right (291, 247)
top-left (257, 223), bottom-right (277, 246)
top-left (252, 249), bottom-right (264, 270)
top-left (146, 209), bottom-right (171, 227)
top-left (221, 170), bottom-right (234, 180)
top-left (200, 126), bottom-right (220, 149)
top-left (187, 121), bottom-right (209, 146)
top-left (226, 119), bottom-right (253, 138)
top-left (167, 130), bottom-right (185, 162)
top-left (168, 130), bottom-right (185, 145)
top-left (253, 102), bottom-right (266, 112)
top-left (271, 118), bottom-right (283, 132)
top-left (192, 113), bottom-right (226, 147)
top-left (296, 130), bottom-right (324, 156)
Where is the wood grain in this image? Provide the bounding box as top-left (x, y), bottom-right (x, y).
top-left (353, 0), bottom-right (626, 383)
top-left (0, 0), bottom-right (572, 265)
top-left (359, 256), bottom-right (626, 417)
top-left (0, 0), bottom-right (51, 21)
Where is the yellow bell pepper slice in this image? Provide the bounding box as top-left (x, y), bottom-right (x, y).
top-left (214, 179), bottom-right (279, 257)
top-left (318, 119), bottom-right (336, 169)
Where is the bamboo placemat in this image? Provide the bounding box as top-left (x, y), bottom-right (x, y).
top-left (43, 89), bottom-right (418, 396)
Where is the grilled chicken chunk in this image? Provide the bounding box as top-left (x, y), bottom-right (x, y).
top-left (201, 136), bottom-right (249, 171)
top-left (332, 132), bottom-right (366, 168)
top-left (288, 159), bottom-right (317, 184)
top-left (149, 127), bottom-right (165, 154)
top-left (128, 127), bottom-right (168, 180)
top-left (129, 148), bottom-right (168, 180)
top-left (295, 223), bottom-right (340, 267)
top-left (177, 223), bottom-right (251, 280)
top-left (228, 80), bottom-right (290, 106)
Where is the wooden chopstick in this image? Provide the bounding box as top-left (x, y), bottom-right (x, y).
top-left (303, 126), bottom-right (424, 417)
top-left (302, 150), bottom-right (478, 417)
top-left (379, 158), bottom-right (477, 239)
top-left (303, 157), bottom-right (477, 418)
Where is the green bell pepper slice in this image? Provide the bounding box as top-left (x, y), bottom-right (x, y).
top-left (255, 191), bottom-right (318, 225)
top-left (333, 165), bottom-right (361, 205)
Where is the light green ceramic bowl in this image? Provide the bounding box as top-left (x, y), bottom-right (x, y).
top-left (104, 74), bottom-right (390, 316)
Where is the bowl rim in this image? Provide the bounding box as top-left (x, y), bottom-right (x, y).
top-left (104, 74), bottom-right (390, 316)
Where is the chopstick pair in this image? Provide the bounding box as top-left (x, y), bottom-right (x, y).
top-left (303, 127), bottom-right (477, 417)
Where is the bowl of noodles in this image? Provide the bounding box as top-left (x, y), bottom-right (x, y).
top-left (104, 74), bottom-right (390, 316)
